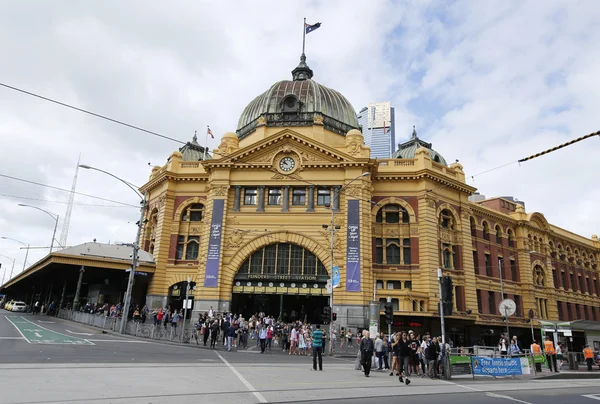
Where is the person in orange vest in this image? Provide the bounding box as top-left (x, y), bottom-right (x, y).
top-left (583, 345), bottom-right (594, 371)
top-left (531, 340), bottom-right (543, 372)
top-left (543, 336), bottom-right (558, 372)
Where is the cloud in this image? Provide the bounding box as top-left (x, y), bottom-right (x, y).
top-left (0, 0), bottom-right (598, 274)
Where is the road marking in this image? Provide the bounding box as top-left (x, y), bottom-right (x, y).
top-left (37, 320), bottom-right (55, 323)
top-left (66, 330), bottom-right (94, 336)
top-left (4, 316), bottom-right (31, 343)
top-left (486, 392), bottom-right (532, 404)
top-left (454, 384), bottom-right (482, 392)
top-left (85, 339), bottom-right (151, 343)
top-left (0, 336), bottom-right (24, 340)
top-left (583, 394), bottom-right (600, 401)
top-left (10, 316), bottom-right (94, 345)
top-left (215, 351), bottom-right (268, 403)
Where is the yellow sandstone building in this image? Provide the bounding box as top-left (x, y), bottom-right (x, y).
top-left (140, 55), bottom-right (600, 346)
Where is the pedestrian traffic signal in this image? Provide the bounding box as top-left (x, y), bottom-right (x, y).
top-left (332, 312), bottom-right (337, 322)
top-left (441, 276), bottom-right (453, 316)
top-left (384, 303), bottom-right (393, 323)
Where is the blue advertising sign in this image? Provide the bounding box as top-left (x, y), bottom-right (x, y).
top-left (345, 199), bottom-right (361, 292)
top-left (204, 199), bottom-right (225, 287)
top-left (471, 356), bottom-right (522, 376)
top-left (332, 266), bottom-right (340, 288)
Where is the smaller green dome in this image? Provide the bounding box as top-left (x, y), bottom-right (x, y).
top-left (392, 126), bottom-right (448, 165)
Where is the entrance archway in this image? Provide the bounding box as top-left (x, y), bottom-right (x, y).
top-left (231, 242), bottom-right (329, 323)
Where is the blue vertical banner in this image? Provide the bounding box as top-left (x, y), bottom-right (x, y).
top-left (332, 266), bottom-right (340, 288)
top-left (204, 199), bottom-right (225, 287)
top-left (345, 199), bottom-right (361, 292)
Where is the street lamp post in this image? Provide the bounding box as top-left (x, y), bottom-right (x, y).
top-left (1, 237), bottom-right (30, 271)
top-left (0, 254), bottom-right (16, 284)
top-left (326, 172), bottom-right (370, 356)
top-left (17, 204), bottom-right (60, 253)
top-left (79, 165), bottom-right (146, 334)
top-left (498, 258), bottom-right (510, 340)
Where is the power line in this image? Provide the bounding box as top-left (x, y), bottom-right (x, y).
top-left (0, 193), bottom-right (135, 208)
top-left (0, 82), bottom-right (186, 145)
top-left (0, 173), bottom-right (138, 207)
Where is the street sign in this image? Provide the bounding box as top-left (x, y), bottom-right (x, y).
top-left (325, 279), bottom-right (332, 293)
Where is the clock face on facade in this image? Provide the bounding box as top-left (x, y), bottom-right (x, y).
top-left (279, 156), bottom-right (295, 172)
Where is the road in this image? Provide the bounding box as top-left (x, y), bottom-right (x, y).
top-left (1, 311), bottom-right (599, 404)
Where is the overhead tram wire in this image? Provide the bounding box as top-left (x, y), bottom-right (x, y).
top-left (0, 82), bottom-right (186, 145)
top-left (0, 173), bottom-right (138, 207)
top-left (0, 193), bottom-right (134, 208)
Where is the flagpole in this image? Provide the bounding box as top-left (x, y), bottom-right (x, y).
top-left (204, 126), bottom-right (209, 161)
top-left (302, 17), bottom-right (306, 54)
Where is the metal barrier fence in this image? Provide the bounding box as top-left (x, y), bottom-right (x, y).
top-left (57, 309), bottom-right (196, 344)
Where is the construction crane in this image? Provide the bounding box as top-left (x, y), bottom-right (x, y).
top-left (59, 154), bottom-right (80, 248)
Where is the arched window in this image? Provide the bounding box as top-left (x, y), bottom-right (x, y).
top-left (507, 229), bottom-right (515, 248)
top-left (470, 217), bottom-right (477, 237)
top-left (237, 243), bottom-right (327, 277)
top-left (495, 225), bottom-right (502, 244)
top-left (439, 209), bottom-right (455, 230)
top-left (482, 221), bottom-right (490, 241)
top-left (376, 204), bottom-right (409, 224)
top-left (375, 238), bottom-right (411, 265)
top-left (533, 265), bottom-right (545, 287)
top-left (181, 203), bottom-right (205, 222)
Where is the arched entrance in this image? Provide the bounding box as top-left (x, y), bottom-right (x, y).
top-left (231, 242), bottom-right (329, 323)
top-left (167, 281), bottom-right (196, 316)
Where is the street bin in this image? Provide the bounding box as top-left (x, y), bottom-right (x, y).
top-left (568, 352), bottom-right (578, 370)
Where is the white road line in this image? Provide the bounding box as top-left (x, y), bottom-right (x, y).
top-left (66, 330), bottom-right (94, 336)
top-left (4, 317), bottom-right (31, 343)
top-left (85, 339), bottom-right (151, 343)
top-left (582, 394), bottom-right (600, 401)
top-left (454, 383), bottom-right (483, 392)
top-left (0, 336), bottom-right (24, 340)
top-left (215, 351), bottom-right (268, 403)
top-left (17, 316), bottom-right (95, 345)
top-left (486, 392), bottom-right (532, 404)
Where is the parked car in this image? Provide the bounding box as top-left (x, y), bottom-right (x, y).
top-left (4, 301), bottom-right (14, 311)
top-left (11, 302), bottom-right (26, 312)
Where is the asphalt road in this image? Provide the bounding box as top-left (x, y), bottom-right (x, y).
top-left (1, 311), bottom-right (600, 404)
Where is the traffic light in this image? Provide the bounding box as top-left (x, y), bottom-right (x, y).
top-left (384, 303), bottom-right (394, 323)
top-left (441, 276), bottom-right (453, 316)
top-left (323, 306), bottom-right (331, 323)
top-left (332, 312), bottom-right (337, 322)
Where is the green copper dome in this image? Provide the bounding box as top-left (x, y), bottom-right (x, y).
top-left (236, 54), bottom-right (360, 139)
top-left (392, 126), bottom-right (448, 165)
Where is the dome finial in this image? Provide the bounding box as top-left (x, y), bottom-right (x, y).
top-left (292, 53), bottom-right (314, 81)
top-left (412, 125), bottom-right (417, 138)
top-left (192, 130), bottom-right (198, 143)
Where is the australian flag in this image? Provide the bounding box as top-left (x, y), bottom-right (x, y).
top-left (305, 22), bottom-right (321, 34)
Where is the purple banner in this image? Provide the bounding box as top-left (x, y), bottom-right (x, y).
top-left (345, 199), bottom-right (361, 292)
top-left (204, 199), bottom-right (224, 287)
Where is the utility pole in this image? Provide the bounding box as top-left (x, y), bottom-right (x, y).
top-left (438, 268), bottom-right (446, 345)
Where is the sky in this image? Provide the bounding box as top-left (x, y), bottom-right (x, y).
top-left (1, 0), bottom-right (599, 280)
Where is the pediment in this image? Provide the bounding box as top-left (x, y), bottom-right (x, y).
top-left (213, 130), bottom-right (357, 166)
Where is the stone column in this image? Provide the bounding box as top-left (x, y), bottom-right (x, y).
top-left (306, 186), bottom-right (315, 212)
top-left (257, 186), bottom-right (265, 212)
top-left (332, 186), bottom-right (341, 212)
top-left (232, 186), bottom-right (241, 212)
top-left (73, 265), bottom-right (85, 311)
top-left (281, 186), bottom-right (290, 212)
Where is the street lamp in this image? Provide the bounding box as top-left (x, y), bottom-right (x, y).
top-left (1, 237), bottom-right (30, 271)
top-left (325, 172), bottom-right (370, 355)
top-left (79, 164), bottom-right (146, 334)
top-left (0, 254), bottom-right (16, 284)
top-left (17, 204), bottom-right (60, 253)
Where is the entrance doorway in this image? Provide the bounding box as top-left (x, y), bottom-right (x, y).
top-left (231, 293), bottom-right (328, 323)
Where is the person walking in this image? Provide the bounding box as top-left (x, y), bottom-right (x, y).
top-left (375, 333), bottom-right (384, 370)
top-left (584, 345), bottom-right (595, 371)
top-left (531, 340), bottom-right (543, 372)
top-left (397, 332), bottom-right (411, 385)
top-left (227, 322), bottom-right (237, 352)
top-left (359, 330), bottom-right (375, 377)
top-left (311, 324), bottom-right (324, 371)
top-left (543, 336), bottom-right (558, 372)
top-left (258, 324), bottom-right (268, 354)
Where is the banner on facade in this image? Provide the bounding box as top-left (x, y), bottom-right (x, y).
top-left (204, 199), bottom-right (225, 287)
top-left (345, 199), bottom-right (361, 292)
top-left (332, 266), bottom-right (340, 288)
top-left (471, 356), bottom-right (522, 376)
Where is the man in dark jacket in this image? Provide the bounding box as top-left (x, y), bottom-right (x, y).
top-left (210, 320), bottom-right (220, 349)
top-left (222, 318), bottom-right (230, 346)
top-left (359, 330), bottom-right (375, 377)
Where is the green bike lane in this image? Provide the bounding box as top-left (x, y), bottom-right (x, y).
top-left (5, 316), bottom-right (94, 345)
